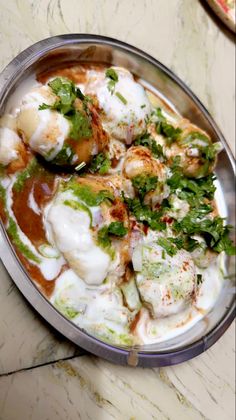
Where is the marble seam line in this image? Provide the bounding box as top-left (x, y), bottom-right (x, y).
top-left (0, 352), bottom-right (87, 378)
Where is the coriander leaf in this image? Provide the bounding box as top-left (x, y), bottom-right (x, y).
top-left (213, 228), bottom-right (236, 255)
top-left (173, 213), bottom-right (236, 256)
top-left (38, 103), bottom-right (52, 111)
top-left (107, 221), bottom-right (128, 236)
top-left (51, 144), bottom-right (74, 166)
top-left (132, 174), bottom-right (158, 201)
top-left (105, 68), bottom-right (118, 94)
top-left (68, 111), bottom-right (92, 140)
top-left (168, 236), bottom-right (200, 252)
top-left (115, 92), bottom-right (127, 104)
top-left (89, 153), bottom-right (111, 175)
top-left (48, 77), bottom-right (77, 114)
top-left (157, 237), bottom-right (178, 256)
top-left (124, 195), bottom-right (166, 231)
top-left (97, 221), bottom-right (127, 258)
top-left (167, 157), bottom-right (216, 206)
top-left (180, 131), bottom-right (210, 147)
top-left (105, 68), bottom-right (118, 82)
top-left (155, 108), bottom-right (182, 145)
top-left (134, 132), bottom-right (165, 160)
top-left (97, 226), bottom-right (112, 253)
top-left (180, 131), bottom-right (221, 163)
top-left (39, 77), bottom-right (92, 142)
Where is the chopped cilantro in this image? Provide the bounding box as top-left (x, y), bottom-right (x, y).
top-left (157, 237), bottom-right (178, 256)
top-left (157, 233), bottom-right (200, 256)
top-left (39, 77), bottom-right (92, 142)
top-left (174, 213), bottom-right (236, 256)
top-left (134, 132), bottom-right (165, 160)
top-left (51, 144), bottom-right (74, 166)
top-left (115, 91), bottom-right (127, 105)
top-left (106, 221), bottom-right (128, 236)
top-left (155, 108), bottom-right (182, 145)
top-left (69, 111), bottom-right (92, 140)
top-left (168, 235), bottom-right (200, 252)
top-left (124, 195), bottom-right (166, 231)
top-left (97, 221), bottom-right (127, 258)
top-left (105, 68), bottom-right (118, 82)
top-left (105, 68), bottom-right (119, 94)
top-left (89, 153), bottom-right (111, 175)
top-left (132, 174), bottom-right (158, 201)
top-left (180, 131), bottom-right (221, 165)
top-left (168, 157), bottom-right (217, 206)
top-left (180, 131), bottom-right (210, 147)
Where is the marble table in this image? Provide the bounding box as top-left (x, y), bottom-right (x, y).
top-left (0, 1), bottom-right (235, 419)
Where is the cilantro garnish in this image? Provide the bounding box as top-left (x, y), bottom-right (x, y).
top-left (105, 68), bottom-right (119, 94)
top-left (89, 153), bottom-right (111, 175)
top-left (173, 213), bottom-right (236, 256)
top-left (134, 132), bottom-right (165, 160)
top-left (155, 108), bottom-right (182, 145)
top-left (167, 235), bottom-right (200, 253)
top-left (180, 131), bottom-right (221, 166)
top-left (180, 131), bottom-right (209, 147)
top-left (51, 144), bottom-right (75, 166)
top-left (123, 195), bottom-right (166, 231)
top-left (132, 174), bottom-right (158, 201)
top-left (157, 236), bottom-right (200, 256)
top-left (39, 77), bottom-right (92, 141)
top-left (115, 91), bottom-right (127, 105)
top-left (157, 237), bottom-right (178, 256)
top-left (97, 221), bottom-right (128, 257)
top-left (69, 111), bottom-right (92, 140)
top-left (168, 158), bottom-right (217, 206)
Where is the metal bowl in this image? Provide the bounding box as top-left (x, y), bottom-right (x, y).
top-left (0, 34), bottom-right (235, 367)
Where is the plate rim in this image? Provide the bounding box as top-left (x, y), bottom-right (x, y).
top-left (0, 34), bottom-right (235, 367)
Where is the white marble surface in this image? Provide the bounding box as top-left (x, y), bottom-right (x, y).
top-left (0, 0), bottom-right (235, 419)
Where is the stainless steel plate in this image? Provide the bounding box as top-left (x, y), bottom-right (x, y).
top-left (0, 34), bottom-right (235, 367)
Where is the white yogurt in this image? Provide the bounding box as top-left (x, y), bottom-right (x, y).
top-left (85, 67), bottom-right (151, 142)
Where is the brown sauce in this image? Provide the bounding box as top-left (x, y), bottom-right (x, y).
top-left (16, 250), bottom-right (56, 297)
top-left (12, 171), bottom-right (56, 248)
top-left (37, 62), bottom-right (105, 85)
top-left (0, 199), bottom-right (7, 224)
